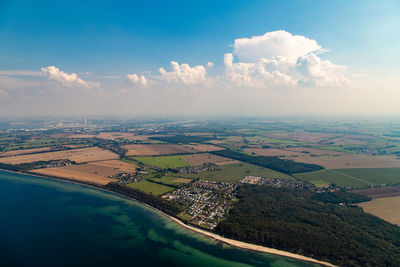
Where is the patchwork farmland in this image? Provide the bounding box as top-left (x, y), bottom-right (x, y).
top-left (0, 147), bottom-right (119, 164)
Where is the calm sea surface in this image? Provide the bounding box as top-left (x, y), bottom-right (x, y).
top-left (0, 170), bottom-right (319, 267)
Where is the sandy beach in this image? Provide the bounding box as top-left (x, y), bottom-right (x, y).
top-left (1, 168), bottom-right (336, 267)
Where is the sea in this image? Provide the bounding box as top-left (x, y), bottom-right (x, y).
top-left (0, 170), bottom-right (319, 267)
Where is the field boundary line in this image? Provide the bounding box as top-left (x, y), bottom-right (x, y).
top-left (330, 169), bottom-right (371, 185)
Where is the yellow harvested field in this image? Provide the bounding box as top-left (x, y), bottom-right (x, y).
top-left (96, 132), bottom-right (145, 140)
top-left (31, 164), bottom-right (118, 185)
top-left (215, 160), bottom-right (241, 165)
top-left (0, 147), bottom-right (53, 157)
top-left (0, 147), bottom-right (118, 164)
top-left (172, 178), bottom-right (192, 183)
top-left (208, 140), bottom-right (225, 144)
top-left (245, 148), bottom-right (301, 157)
top-left (358, 196), bottom-right (400, 226)
top-left (287, 154), bottom-right (400, 169)
top-left (123, 144), bottom-right (197, 156)
top-left (87, 159), bottom-right (138, 173)
top-left (285, 147), bottom-right (346, 156)
top-left (65, 134), bottom-right (96, 139)
top-left (266, 132), bottom-right (338, 143)
top-left (185, 144), bottom-right (224, 152)
top-left (183, 153), bottom-right (236, 165)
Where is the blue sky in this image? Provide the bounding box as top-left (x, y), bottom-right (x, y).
top-left (0, 0), bottom-right (399, 116)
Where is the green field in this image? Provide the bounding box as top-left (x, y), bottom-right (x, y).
top-left (336, 168), bottom-right (400, 185)
top-left (295, 169), bottom-right (370, 188)
top-left (127, 180), bottom-right (174, 196)
top-left (0, 137), bottom-right (86, 152)
top-left (132, 155), bottom-right (190, 168)
top-left (152, 176), bottom-right (193, 186)
top-left (170, 162), bottom-right (293, 182)
top-left (295, 167), bottom-right (400, 188)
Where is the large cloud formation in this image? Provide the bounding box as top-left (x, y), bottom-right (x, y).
top-left (127, 73), bottom-right (148, 86)
top-left (223, 30), bottom-right (348, 88)
top-left (233, 30), bottom-right (321, 62)
top-left (127, 30), bottom-right (348, 89)
top-left (159, 61), bottom-right (206, 84)
top-left (41, 66), bottom-right (99, 89)
top-left (128, 61), bottom-right (207, 87)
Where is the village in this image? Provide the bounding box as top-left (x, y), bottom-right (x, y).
top-left (165, 180), bottom-right (237, 229)
top-left (241, 176), bottom-right (351, 192)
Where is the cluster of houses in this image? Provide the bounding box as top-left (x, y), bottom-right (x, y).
top-left (165, 180), bottom-right (237, 229)
top-left (241, 176), bottom-right (350, 192)
top-left (29, 159), bottom-right (74, 169)
top-left (111, 172), bottom-right (139, 184)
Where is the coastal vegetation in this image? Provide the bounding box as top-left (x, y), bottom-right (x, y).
top-left (215, 184), bottom-right (400, 266)
top-left (2, 118), bottom-right (400, 266)
top-left (127, 180), bottom-right (174, 196)
top-left (105, 182), bottom-right (183, 216)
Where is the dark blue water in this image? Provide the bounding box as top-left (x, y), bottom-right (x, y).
top-left (0, 170), bottom-right (319, 267)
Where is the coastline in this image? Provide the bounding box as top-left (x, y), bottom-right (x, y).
top-left (0, 168), bottom-right (336, 267)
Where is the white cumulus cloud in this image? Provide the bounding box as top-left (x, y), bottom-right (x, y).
top-left (127, 73), bottom-right (148, 86)
top-left (158, 61), bottom-right (206, 85)
top-left (221, 31), bottom-right (348, 88)
top-left (41, 66), bottom-right (99, 89)
top-left (296, 53), bottom-right (349, 87)
top-left (123, 31), bottom-right (347, 90)
top-left (233, 30), bottom-right (321, 62)
top-left (223, 53), bottom-right (296, 88)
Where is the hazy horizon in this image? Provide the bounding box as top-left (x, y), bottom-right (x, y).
top-left (0, 0), bottom-right (399, 117)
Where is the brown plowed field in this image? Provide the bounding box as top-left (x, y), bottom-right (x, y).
top-left (352, 186), bottom-right (400, 199)
top-left (0, 147), bottom-right (118, 164)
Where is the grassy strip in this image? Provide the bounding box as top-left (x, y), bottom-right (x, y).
top-left (126, 180), bottom-right (174, 196)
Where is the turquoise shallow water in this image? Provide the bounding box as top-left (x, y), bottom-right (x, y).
top-left (0, 170), bottom-right (319, 267)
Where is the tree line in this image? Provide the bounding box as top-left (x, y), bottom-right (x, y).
top-left (215, 184), bottom-right (400, 266)
top-left (211, 149), bottom-right (323, 174)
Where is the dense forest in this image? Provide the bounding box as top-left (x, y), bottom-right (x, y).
top-left (215, 185), bottom-right (400, 266)
top-left (312, 191), bottom-right (371, 204)
top-left (211, 149), bottom-right (323, 174)
top-left (105, 182), bottom-right (184, 216)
